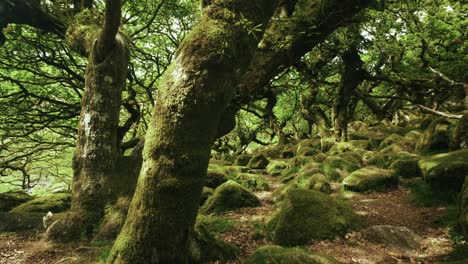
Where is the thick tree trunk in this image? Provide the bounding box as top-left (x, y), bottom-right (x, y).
top-left (107, 1), bottom-right (278, 263)
top-left (46, 0), bottom-right (129, 241)
top-left (333, 46), bottom-right (363, 142)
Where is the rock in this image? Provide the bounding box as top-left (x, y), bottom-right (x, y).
top-left (389, 159), bottom-right (421, 179)
top-left (288, 155), bottom-right (315, 168)
top-left (343, 167), bottom-right (398, 192)
top-left (0, 191), bottom-right (33, 212)
top-left (368, 125), bottom-right (412, 136)
top-left (200, 180), bottom-right (260, 214)
top-left (0, 212), bottom-right (44, 231)
top-left (296, 139), bottom-right (322, 154)
top-left (245, 245), bottom-right (339, 264)
top-left (236, 173), bottom-right (269, 191)
top-left (450, 110), bottom-right (468, 150)
top-left (10, 193), bottom-right (71, 213)
top-left (267, 189), bottom-right (357, 246)
top-left (247, 154), bottom-right (270, 169)
top-left (361, 225), bottom-right (421, 250)
top-left (306, 174), bottom-right (332, 194)
top-left (205, 170), bottom-right (228, 189)
top-left (419, 149), bottom-right (468, 192)
top-left (366, 151), bottom-right (418, 169)
top-left (416, 117), bottom-right (457, 153)
top-left (190, 219), bottom-right (239, 263)
top-left (404, 130), bottom-right (422, 142)
top-left (234, 154), bottom-right (252, 166)
top-left (200, 187), bottom-right (214, 205)
top-left (266, 160), bottom-right (288, 175)
top-left (379, 134), bottom-right (404, 150)
top-left (297, 147), bottom-right (320, 156)
top-left (322, 156), bottom-right (361, 181)
top-left (310, 153), bottom-right (328, 163)
top-left (459, 176), bottom-right (468, 240)
top-left (281, 145), bottom-right (296, 158)
top-left (328, 140), bottom-right (369, 155)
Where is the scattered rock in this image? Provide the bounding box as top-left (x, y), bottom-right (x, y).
top-left (200, 187), bottom-right (214, 205)
top-left (0, 212), bottom-right (44, 231)
top-left (200, 180), bottom-right (260, 214)
top-left (10, 193), bottom-right (71, 213)
top-left (361, 225), bottom-right (421, 250)
top-left (267, 189), bottom-right (357, 246)
top-left (190, 219), bottom-right (239, 263)
top-left (389, 159), bottom-right (421, 179)
top-left (247, 154), bottom-right (270, 169)
top-left (419, 149), bottom-right (468, 192)
top-left (322, 156), bottom-right (361, 181)
top-left (236, 173), bottom-right (269, 191)
top-left (416, 117), bottom-right (457, 153)
top-left (245, 245), bottom-right (339, 264)
top-left (205, 170), bottom-right (228, 189)
top-left (234, 154), bottom-right (253, 166)
top-left (343, 167), bottom-right (398, 192)
top-left (266, 160), bottom-right (288, 175)
top-left (0, 191), bottom-right (33, 212)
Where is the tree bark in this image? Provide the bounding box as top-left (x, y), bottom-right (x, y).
top-left (46, 0), bottom-right (129, 241)
top-left (107, 1), bottom-right (278, 263)
top-left (333, 46), bottom-right (363, 141)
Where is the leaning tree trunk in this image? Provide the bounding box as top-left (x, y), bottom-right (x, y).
top-left (333, 46), bottom-right (363, 142)
top-left (107, 1), bottom-right (279, 263)
top-left (46, 0), bottom-right (129, 241)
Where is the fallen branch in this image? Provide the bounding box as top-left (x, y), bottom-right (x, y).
top-left (417, 104), bottom-right (462, 119)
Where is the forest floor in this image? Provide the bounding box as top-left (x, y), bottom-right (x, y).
top-left (0, 174), bottom-right (464, 264)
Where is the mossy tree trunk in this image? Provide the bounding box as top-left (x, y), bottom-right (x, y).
top-left (107, 1), bottom-right (279, 263)
top-left (333, 46), bottom-right (363, 142)
top-left (46, 0), bottom-right (130, 240)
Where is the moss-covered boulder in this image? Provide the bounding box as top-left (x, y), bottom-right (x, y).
top-left (416, 117), bottom-right (457, 153)
top-left (404, 130), bottom-right (423, 142)
top-left (200, 180), bottom-right (260, 214)
top-left (389, 159), bottom-right (421, 179)
top-left (419, 149), bottom-right (468, 192)
top-left (459, 176), bottom-right (468, 240)
top-left (366, 151), bottom-right (418, 169)
top-left (451, 110), bottom-right (468, 150)
top-left (200, 187), bottom-right (214, 205)
top-left (361, 225), bottom-right (421, 250)
top-left (288, 155), bottom-right (314, 168)
top-left (0, 191), bottom-right (33, 212)
top-left (245, 245), bottom-right (339, 264)
top-left (267, 189), bottom-right (357, 246)
top-left (343, 167), bottom-right (398, 192)
top-left (322, 156), bottom-right (361, 181)
top-left (306, 174), bottom-right (332, 194)
top-left (236, 173), bottom-right (269, 191)
top-left (234, 154), bottom-right (253, 166)
top-left (368, 125), bottom-right (412, 136)
top-left (281, 145), bottom-right (296, 158)
top-left (10, 193), bottom-right (71, 213)
top-left (190, 219), bottom-right (239, 263)
top-left (298, 147), bottom-right (320, 156)
top-left (0, 212), bottom-right (44, 231)
top-left (379, 134), bottom-right (404, 150)
top-left (205, 170), bottom-right (228, 189)
top-left (247, 154), bottom-right (270, 169)
top-left (296, 139), bottom-right (321, 154)
top-left (310, 153), bottom-right (328, 163)
top-left (266, 160), bottom-right (288, 175)
top-left (328, 140), bottom-right (369, 155)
